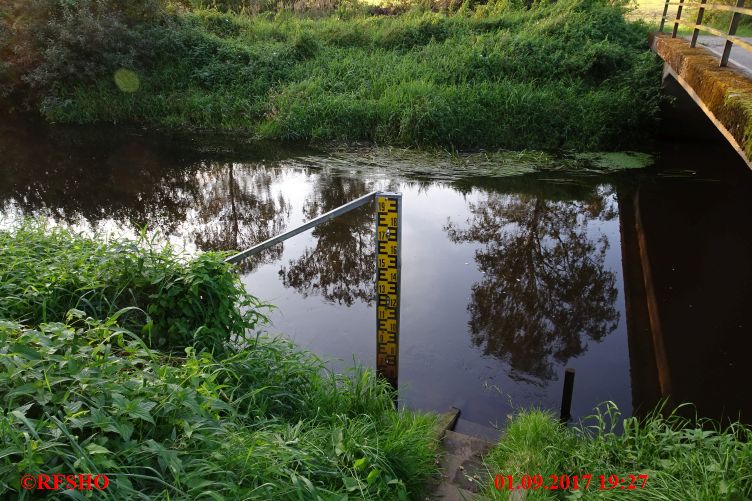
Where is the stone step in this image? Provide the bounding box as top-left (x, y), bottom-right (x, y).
top-left (453, 417), bottom-right (502, 442)
top-left (437, 430), bottom-right (493, 496)
top-left (430, 482), bottom-right (477, 500)
top-left (434, 406), bottom-right (461, 438)
top-left (429, 409), bottom-right (503, 500)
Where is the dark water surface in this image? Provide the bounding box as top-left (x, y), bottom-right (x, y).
top-left (2, 117), bottom-right (751, 431)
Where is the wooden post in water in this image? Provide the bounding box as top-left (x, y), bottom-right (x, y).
top-left (375, 193), bottom-right (402, 388)
top-left (559, 368), bottom-right (576, 423)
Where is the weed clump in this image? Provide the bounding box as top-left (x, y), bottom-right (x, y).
top-left (0, 318), bottom-right (438, 498)
top-left (0, 223), bottom-right (266, 352)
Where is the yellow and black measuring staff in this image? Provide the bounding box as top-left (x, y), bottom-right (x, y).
top-left (375, 193), bottom-right (401, 388)
top-left (225, 189), bottom-right (403, 388)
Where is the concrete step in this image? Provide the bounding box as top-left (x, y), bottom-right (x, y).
top-left (436, 430), bottom-right (493, 497)
top-left (453, 418), bottom-right (502, 442)
top-left (430, 482), bottom-right (477, 500)
top-left (434, 407), bottom-right (461, 438)
top-left (428, 409), bottom-right (503, 500)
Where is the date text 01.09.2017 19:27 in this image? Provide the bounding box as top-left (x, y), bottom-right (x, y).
top-left (494, 474), bottom-right (649, 491)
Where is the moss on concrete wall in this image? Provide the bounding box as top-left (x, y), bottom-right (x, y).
top-left (651, 32), bottom-right (752, 160)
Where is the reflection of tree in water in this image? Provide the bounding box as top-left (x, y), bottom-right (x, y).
top-left (0, 121), bottom-right (291, 272)
top-left (192, 163), bottom-right (290, 273)
top-left (445, 187), bottom-right (619, 382)
top-left (279, 176), bottom-right (389, 306)
top-left (0, 133), bottom-right (198, 233)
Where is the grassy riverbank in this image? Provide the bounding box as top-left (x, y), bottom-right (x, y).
top-left (483, 403), bottom-right (752, 500)
top-left (1, 0), bottom-right (661, 151)
top-left (0, 224), bottom-right (438, 499)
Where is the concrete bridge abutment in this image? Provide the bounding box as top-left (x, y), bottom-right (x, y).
top-left (651, 32), bottom-right (752, 170)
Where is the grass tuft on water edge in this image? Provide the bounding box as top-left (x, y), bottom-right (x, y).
top-left (483, 402), bottom-right (752, 500)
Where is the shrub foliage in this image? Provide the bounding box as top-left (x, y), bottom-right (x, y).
top-left (1, 0), bottom-right (662, 151)
top-left (0, 223), bottom-right (264, 352)
top-left (0, 0), bottom-right (166, 102)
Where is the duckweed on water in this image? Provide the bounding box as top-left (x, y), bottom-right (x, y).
top-left (289, 147), bottom-right (654, 181)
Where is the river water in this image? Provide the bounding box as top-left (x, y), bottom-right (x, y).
top-left (2, 117), bottom-right (750, 433)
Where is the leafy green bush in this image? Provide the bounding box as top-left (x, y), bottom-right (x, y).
top-left (0, 317), bottom-right (438, 498)
top-left (0, 0), bottom-right (166, 101)
top-left (483, 403), bottom-right (752, 500)
top-left (0, 223), bottom-right (265, 352)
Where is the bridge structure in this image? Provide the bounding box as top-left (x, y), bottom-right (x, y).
top-left (653, 0), bottom-right (752, 169)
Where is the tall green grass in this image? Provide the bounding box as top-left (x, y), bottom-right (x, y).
top-left (0, 223), bottom-right (265, 352)
top-left (483, 403), bottom-right (752, 500)
top-left (0, 223), bottom-right (439, 499)
top-left (12, 0), bottom-right (662, 151)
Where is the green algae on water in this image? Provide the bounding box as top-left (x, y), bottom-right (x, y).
top-left (290, 147), bottom-right (654, 181)
top-left (572, 151), bottom-right (654, 171)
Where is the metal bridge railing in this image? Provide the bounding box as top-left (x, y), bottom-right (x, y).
top-left (659, 0), bottom-right (752, 66)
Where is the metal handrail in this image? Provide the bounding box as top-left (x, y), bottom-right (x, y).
top-left (667, 17), bottom-right (752, 52)
top-left (662, 1), bottom-right (752, 15)
top-left (659, 0), bottom-right (748, 66)
top-left (225, 190), bottom-right (379, 264)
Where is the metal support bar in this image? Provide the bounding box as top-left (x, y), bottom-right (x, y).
top-left (668, 18), bottom-right (752, 53)
top-left (665, 1), bottom-right (752, 15)
top-left (722, 0), bottom-right (746, 66)
top-left (691, 0), bottom-right (707, 47)
top-left (660, 0), bottom-right (670, 31)
top-left (672, 0), bottom-right (685, 38)
top-left (225, 190), bottom-right (379, 264)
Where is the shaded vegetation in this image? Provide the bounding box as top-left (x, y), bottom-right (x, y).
top-left (483, 403), bottom-right (752, 500)
top-left (0, 224), bottom-right (439, 499)
top-left (1, 0), bottom-right (662, 151)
